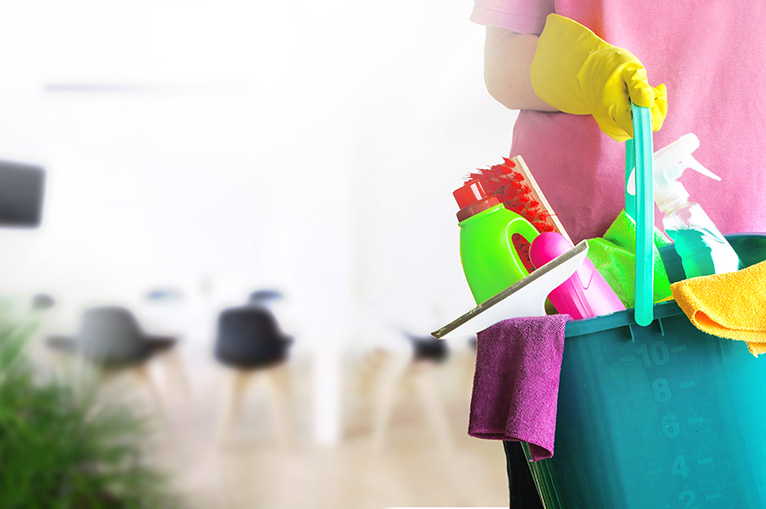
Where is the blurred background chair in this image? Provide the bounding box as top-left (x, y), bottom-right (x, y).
top-left (368, 331), bottom-right (453, 454)
top-left (0, 160), bottom-right (45, 228)
top-left (31, 293), bottom-right (56, 312)
top-left (214, 290), bottom-right (293, 446)
top-left (409, 332), bottom-right (449, 364)
top-left (47, 306), bottom-right (182, 408)
top-left (140, 287), bottom-right (192, 398)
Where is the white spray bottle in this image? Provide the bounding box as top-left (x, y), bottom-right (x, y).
top-left (633, 133), bottom-right (741, 278)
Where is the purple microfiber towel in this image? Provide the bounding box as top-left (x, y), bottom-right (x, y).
top-left (468, 314), bottom-right (572, 461)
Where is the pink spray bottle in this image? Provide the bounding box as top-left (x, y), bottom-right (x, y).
top-left (529, 232), bottom-right (625, 320)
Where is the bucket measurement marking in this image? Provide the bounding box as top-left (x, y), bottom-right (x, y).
top-left (637, 341), bottom-right (671, 367)
top-left (671, 345), bottom-right (687, 353)
top-left (620, 355), bottom-right (636, 363)
top-left (644, 365), bottom-right (713, 506)
top-left (637, 427), bottom-right (653, 435)
top-left (661, 413), bottom-right (679, 438)
top-left (652, 378), bottom-right (672, 402)
top-left (629, 391), bottom-right (646, 400)
top-left (679, 491), bottom-right (696, 508)
top-left (656, 491), bottom-right (702, 509)
top-left (672, 454), bottom-right (691, 477)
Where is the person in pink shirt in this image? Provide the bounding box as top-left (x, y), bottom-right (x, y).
top-left (473, 1), bottom-right (766, 245)
top-left (470, 1), bottom-right (766, 506)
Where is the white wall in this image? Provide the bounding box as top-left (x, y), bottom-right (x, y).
top-left (0, 1), bottom-right (519, 353)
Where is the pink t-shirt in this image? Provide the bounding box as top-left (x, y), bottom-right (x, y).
top-left (471, 0), bottom-right (766, 243)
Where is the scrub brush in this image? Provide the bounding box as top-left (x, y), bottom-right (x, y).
top-left (465, 156), bottom-right (570, 272)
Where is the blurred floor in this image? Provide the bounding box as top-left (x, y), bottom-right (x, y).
top-left (167, 436), bottom-right (508, 509)
top-left (42, 345), bottom-right (509, 509)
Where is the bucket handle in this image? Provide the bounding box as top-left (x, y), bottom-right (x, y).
top-left (625, 103), bottom-right (654, 327)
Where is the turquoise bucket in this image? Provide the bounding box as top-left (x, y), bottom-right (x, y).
top-left (526, 234), bottom-right (766, 508)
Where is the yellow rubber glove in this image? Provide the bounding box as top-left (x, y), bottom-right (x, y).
top-left (530, 14), bottom-right (667, 142)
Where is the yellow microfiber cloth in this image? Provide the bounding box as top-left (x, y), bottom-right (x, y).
top-left (670, 260), bottom-right (766, 357)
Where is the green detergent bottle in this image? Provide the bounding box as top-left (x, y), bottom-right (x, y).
top-left (453, 179), bottom-right (540, 304)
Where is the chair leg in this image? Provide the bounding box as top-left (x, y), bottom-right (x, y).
top-left (71, 354), bottom-right (97, 398)
top-left (46, 350), bottom-right (83, 393)
top-left (47, 348), bottom-right (72, 377)
top-left (369, 352), bottom-right (409, 451)
top-left (75, 366), bottom-right (118, 412)
top-left (162, 348), bottom-right (193, 400)
top-left (261, 364), bottom-right (290, 449)
top-left (412, 365), bottom-right (453, 454)
top-left (216, 370), bottom-right (251, 445)
top-left (133, 363), bottom-right (164, 414)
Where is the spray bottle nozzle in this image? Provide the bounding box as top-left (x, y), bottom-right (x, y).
top-left (627, 133), bottom-right (720, 211)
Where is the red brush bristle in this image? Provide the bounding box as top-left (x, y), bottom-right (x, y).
top-left (511, 237), bottom-right (535, 272)
top-left (466, 157), bottom-right (560, 273)
top-left (526, 203), bottom-right (542, 214)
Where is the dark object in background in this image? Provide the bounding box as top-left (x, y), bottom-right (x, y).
top-left (403, 331), bottom-right (449, 364)
top-left (145, 288), bottom-right (184, 302)
top-left (0, 161), bottom-right (45, 228)
top-left (214, 306), bottom-right (292, 369)
top-left (48, 306), bottom-right (175, 367)
top-left (247, 289), bottom-right (284, 307)
top-left (31, 293), bottom-right (55, 311)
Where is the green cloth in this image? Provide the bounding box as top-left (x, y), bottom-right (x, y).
top-left (586, 209), bottom-right (672, 308)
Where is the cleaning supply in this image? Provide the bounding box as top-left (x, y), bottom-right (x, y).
top-left (432, 241), bottom-right (588, 339)
top-left (530, 232), bottom-right (625, 319)
top-left (670, 259), bottom-right (766, 357)
top-left (622, 103), bottom-right (656, 326)
top-left (647, 133), bottom-right (742, 278)
top-left (468, 314), bottom-right (572, 461)
top-left (586, 209), bottom-right (672, 307)
top-left (465, 156), bottom-right (571, 272)
top-left (520, 106), bottom-right (766, 508)
top-left (529, 13), bottom-right (667, 141)
top-left (454, 179), bottom-right (540, 304)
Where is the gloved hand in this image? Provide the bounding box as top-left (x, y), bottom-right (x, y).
top-left (530, 14), bottom-right (667, 142)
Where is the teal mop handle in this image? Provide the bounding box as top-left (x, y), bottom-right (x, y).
top-left (626, 103), bottom-right (654, 326)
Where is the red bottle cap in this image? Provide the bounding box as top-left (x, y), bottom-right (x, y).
top-left (453, 179), bottom-right (488, 208)
top-left (453, 179), bottom-right (500, 221)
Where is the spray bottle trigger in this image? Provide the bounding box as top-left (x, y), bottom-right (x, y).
top-left (626, 168), bottom-right (636, 196)
top-left (627, 154), bottom-right (719, 197)
top-left (686, 155), bottom-right (721, 181)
